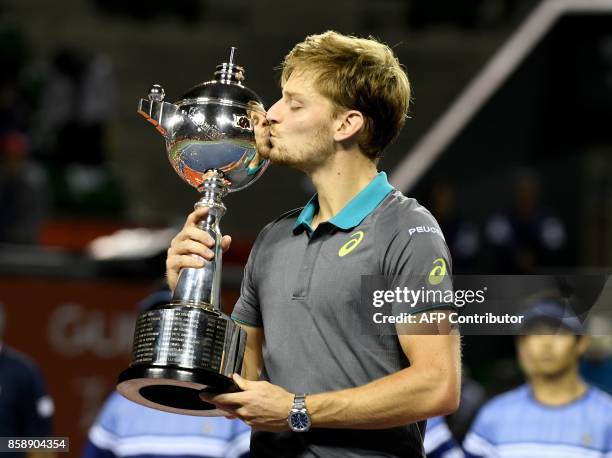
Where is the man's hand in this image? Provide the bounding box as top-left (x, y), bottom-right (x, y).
top-left (201, 374), bottom-right (293, 431)
top-left (166, 207), bottom-right (232, 292)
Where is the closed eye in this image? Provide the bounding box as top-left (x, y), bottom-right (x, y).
top-left (284, 94), bottom-right (303, 109)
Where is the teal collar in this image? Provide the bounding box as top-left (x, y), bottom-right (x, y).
top-left (293, 172), bottom-right (394, 234)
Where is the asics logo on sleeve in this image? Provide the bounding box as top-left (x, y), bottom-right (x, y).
top-left (339, 231), bottom-right (365, 257)
top-left (428, 258), bottom-right (447, 285)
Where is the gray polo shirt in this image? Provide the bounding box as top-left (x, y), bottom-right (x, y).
top-left (232, 172), bottom-right (453, 458)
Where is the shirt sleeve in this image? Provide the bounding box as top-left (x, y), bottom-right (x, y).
top-left (462, 404), bottom-right (499, 458)
top-left (82, 440), bottom-right (116, 458)
top-left (425, 417), bottom-right (464, 458)
top-left (381, 208), bottom-right (455, 316)
top-left (231, 223), bottom-right (274, 328)
top-left (225, 419), bottom-right (251, 458)
top-left (606, 398), bottom-right (612, 455)
top-left (83, 394), bottom-right (120, 458)
top-left (17, 361), bottom-right (53, 436)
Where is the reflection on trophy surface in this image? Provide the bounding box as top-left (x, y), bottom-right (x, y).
top-left (117, 48), bottom-right (268, 416)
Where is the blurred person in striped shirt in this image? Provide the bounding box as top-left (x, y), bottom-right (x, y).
top-left (463, 300), bottom-right (612, 458)
top-left (425, 416), bottom-right (463, 458)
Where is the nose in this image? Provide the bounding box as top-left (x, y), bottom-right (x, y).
top-left (536, 334), bottom-right (555, 350)
top-left (251, 110), bottom-right (269, 128)
top-left (266, 98), bottom-right (282, 124)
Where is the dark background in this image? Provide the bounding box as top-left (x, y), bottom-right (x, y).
top-left (1, 0), bottom-right (611, 455)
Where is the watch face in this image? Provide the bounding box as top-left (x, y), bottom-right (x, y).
top-left (290, 411), bottom-right (311, 431)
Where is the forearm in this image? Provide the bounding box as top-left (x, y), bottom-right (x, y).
top-left (236, 323), bottom-right (263, 381)
top-left (307, 340), bottom-right (461, 429)
top-left (241, 348), bottom-right (261, 381)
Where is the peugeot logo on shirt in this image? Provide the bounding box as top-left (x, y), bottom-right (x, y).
top-left (408, 226), bottom-right (443, 238)
top-left (339, 231), bottom-right (365, 257)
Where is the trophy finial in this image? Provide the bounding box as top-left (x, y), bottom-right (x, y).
top-left (214, 47), bottom-right (244, 84)
top-left (148, 84), bottom-right (165, 102)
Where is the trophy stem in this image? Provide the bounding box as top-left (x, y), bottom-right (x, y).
top-left (172, 173), bottom-right (228, 310)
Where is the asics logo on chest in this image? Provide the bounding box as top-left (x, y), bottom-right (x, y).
top-left (338, 231), bottom-right (365, 257)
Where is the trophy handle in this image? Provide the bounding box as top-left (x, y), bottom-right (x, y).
top-left (138, 85), bottom-right (181, 138)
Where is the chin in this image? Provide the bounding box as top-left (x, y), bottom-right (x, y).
top-left (266, 146), bottom-right (289, 163)
top-left (537, 365), bottom-right (568, 378)
top-left (269, 152), bottom-right (307, 171)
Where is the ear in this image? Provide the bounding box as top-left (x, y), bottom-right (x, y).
top-left (333, 110), bottom-right (364, 143)
top-left (576, 335), bottom-right (589, 356)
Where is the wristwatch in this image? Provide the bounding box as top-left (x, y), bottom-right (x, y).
top-left (287, 393), bottom-right (311, 432)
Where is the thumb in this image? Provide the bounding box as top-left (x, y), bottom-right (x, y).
top-left (221, 235), bottom-right (232, 253)
top-left (232, 373), bottom-right (249, 390)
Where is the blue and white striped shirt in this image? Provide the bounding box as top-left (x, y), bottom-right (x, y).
top-left (425, 416), bottom-right (464, 458)
top-left (463, 384), bottom-right (612, 458)
top-left (83, 392), bottom-right (250, 458)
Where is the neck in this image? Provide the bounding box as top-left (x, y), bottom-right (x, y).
top-left (308, 147), bottom-right (378, 230)
top-left (530, 367), bottom-right (587, 406)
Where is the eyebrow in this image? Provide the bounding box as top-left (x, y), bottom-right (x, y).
top-left (282, 90), bottom-right (303, 99)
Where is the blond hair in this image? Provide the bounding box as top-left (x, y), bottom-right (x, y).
top-left (281, 31), bottom-right (411, 159)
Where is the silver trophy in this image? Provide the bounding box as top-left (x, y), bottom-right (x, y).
top-left (117, 48), bottom-right (268, 416)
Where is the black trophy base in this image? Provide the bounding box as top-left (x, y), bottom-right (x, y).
top-left (117, 364), bottom-right (239, 416)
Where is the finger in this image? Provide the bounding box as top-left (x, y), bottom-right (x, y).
top-left (204, 392), bottom-right (246, 406)
top-left (168, 231), bottom-right (203, 254)
top-left (166, 254), bottom-right (206, 272)
top-left (235, 407), bottom-right (252, 420)
top-left (198, 392), bottom-right (222, 405)
top-left (232, 373), bottom-right (249, 390)
top-left (172, 228), bottom-right (226, 251)
top-left (220, 235), bottom-right (232, 253)
top-left (199, 395), bottom-right (237, 413)
top-left (199, 396), bottom-right (240, 412)
top-left (184, 207), bottom-right (210, 228)
top-left (166, 271), bottom-right (178, 293)
top-left (171, 240), bottom-right (215, 260)
top-left (178, 227), bottom-right (215, 246)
